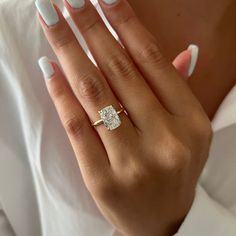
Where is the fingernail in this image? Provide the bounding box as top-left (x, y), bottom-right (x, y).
top-left (67, 0), bottom-right (85, 8)
top-left (102, 0), bottom-right (118, 5)
top-left (38, 56), bottom-right (55, 79)
top-left (35, 0), bottom-right (59, 26)
top-left (187, 44), bottom-right (199, 77)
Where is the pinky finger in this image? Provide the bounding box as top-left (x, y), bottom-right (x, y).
top-left (38, 57), bottom-right (110, 182)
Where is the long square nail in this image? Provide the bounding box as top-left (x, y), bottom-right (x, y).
top-left (35, 0), bottom-right (59, 26)
top-left (38, 56), bottom-right (55, 79)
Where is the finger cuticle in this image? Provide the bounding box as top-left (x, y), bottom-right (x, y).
top-left (102, 0), bottom-right (120, 6)
top-left (66, 0), bottom-right (85, 9)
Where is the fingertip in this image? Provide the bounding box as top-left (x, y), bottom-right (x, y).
top-left (38, 56), bottom-right (55, 80)
top-left (173, 49), bottom-right (192, 78)
top-left (173, 44), bottom-right (199, 79)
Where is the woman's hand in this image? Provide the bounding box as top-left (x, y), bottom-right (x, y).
top-left (35, 0), bottom-right (212, 235)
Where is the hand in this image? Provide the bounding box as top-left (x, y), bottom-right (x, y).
top-left (35, 0), bottom-right (212, 235)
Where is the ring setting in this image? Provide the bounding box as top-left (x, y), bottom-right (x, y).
top-left (92, 105), bottom-right (125, 130)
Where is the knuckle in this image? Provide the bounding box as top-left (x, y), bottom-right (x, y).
top-left (162, 135), bottom-right (191, 172)
top-left (137, 41), bottom-right (165, 66)
top-left (198, 120), bottom-right (213, 143)
top-left (126, 168), bottom-right (149, 189)
top-left (51, 27), bottom-right (77, 51)
top-left (192, 112), bottom-right (213, 144)
top-left (119, 160), bottom-right (151, 189)
top-left (80, 17), bottom-right (101, 34)
top-left (115, 14), bottom-right (136, 26)
top-left (77, 73), bottom-right (105, 102)
top-left (106, 53), bottom-right (136, 79)
top-left (49, 83), bottom-right (66, 99)
top-left (63, 115), bottom-right (84, 137)
top-left (93, 179), bottom-right (120, 203)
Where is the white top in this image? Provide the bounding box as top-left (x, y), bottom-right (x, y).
top-left (0, 0), bottom-right (236, 235)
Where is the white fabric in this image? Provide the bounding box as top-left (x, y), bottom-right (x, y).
top-left (0, 0), bottom-right (235, 236)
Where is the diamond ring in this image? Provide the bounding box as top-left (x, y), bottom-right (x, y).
top-left (92, 105), bottom-right (125, 131)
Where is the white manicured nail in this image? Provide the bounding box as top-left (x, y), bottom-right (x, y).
top-left (103, 0), bottom-right (118, 5)
top-left (187, 44), bottom-right (199, 77)
top-left (38, 56), bottom-right (55, 79)
top-left (35, 0), bottom-right (59, 26)
top-left (67, 0), bottom-right (85, 8)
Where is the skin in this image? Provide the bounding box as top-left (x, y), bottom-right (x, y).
top-left (36, 0), bottom-right (214, 235)
top-left (128, 0), bottom-right (236, 119)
